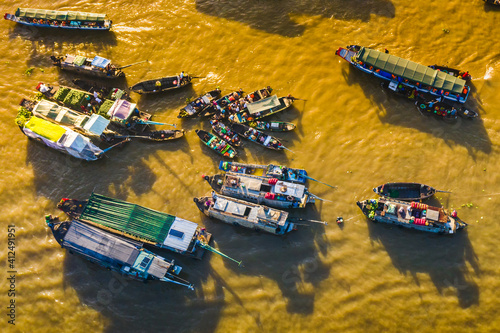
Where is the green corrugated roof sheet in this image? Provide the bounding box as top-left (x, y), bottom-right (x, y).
top-left (79, 193), bottom-right (175, 244)
top-left (15, 8), bottom-right (107, 22)
top-left (357, 47), bottom-right (466, 94)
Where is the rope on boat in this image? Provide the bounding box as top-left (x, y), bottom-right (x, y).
top-left (197, 241), bottom-right (243, 267)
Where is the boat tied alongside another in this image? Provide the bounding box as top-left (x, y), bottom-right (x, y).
top-left (229, 95), bottom-right (295, 124)
top-left (57, 193), bottom-right (212, 259)
top-left (210, 120), bottom-right (241, 146)
top-left (373, 182), bottom-right (437, 201)
top-left (336, 45), bottom-right (470, 103)
top-left (219, 161), bottom-right (308, 184)
top-left (357, 198), bottom-right (467, 234)
top-left (200, 90), bottom-right (244, 117)
top-left (195, 129), bottom-right (237, 158)
top-left (229, 123), bottom-right (284, 150)
top-left (194, 192), bottom-right (295, 235)
top-left (203, 173), bottom-right (316, 209)
top-left (130, 73), bottom-right (192, 94)
top-left (248, 120), bottom-right (296, 132)
top-left (51, 54), bottom-right (124, 79)
top-left (4, 8), bottom-right (112, 30)
top-left (178, 89), bottom-right (221, 118)
top-left (45, 216), bottom-right (194, 289)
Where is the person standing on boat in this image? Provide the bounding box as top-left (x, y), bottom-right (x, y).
top-left (179, 71), bottom-right (185, 83)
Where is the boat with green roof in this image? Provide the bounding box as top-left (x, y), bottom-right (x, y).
top-left (336, 45), bottom-right (470, 103)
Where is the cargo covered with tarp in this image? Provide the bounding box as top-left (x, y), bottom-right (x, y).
top-left (78, 193), bottom-right (179, 245)
top-left (15, 8), bottom-right (107, 22)
top-left (356, 47), bottom-right (466, 94)
top-left (247, 95), bottom-right (281, 115)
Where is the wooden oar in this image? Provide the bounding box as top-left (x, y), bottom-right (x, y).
top-left (117, 60), bottom-right (148, 70)
top-left (303, 175), bottom-right (337, 189)
top-left (292, 97), bottom-right (308, 101)
top-left (281, 145), bottom-right (295, 154)
top-left (293, 218), bottom-right (328, 225)
top-left (309, 193), bottom-right (332, 202)
top-left (136, 120), bottom-right (176, 127)
top-left (436, 189), bottom-right (452, 194)
top-left (97, 138), bottom-right (130, 156)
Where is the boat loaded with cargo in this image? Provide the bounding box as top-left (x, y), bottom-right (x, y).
top-left (336, 45), bottom-right (470, 103)
top-left (45, 216), bottom-right (194, 288)
top-left (218, 161), bottom-right (308, 184)
top-left (357, 198), bottom-right (467, 234)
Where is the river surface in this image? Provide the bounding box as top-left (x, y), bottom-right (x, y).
top-left (1, 1), bottom-right (500, 332)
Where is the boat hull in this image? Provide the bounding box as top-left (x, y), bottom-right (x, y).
top-left (4, 14), bottom-right (111, 30)
top-left (373, 182), bottom-right (436, 201)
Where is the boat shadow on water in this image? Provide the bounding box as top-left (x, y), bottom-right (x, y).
top-left (61, 245), bottom-right (225, 333)
top-left (199, 203), bottom-right (330, 315)
top-left (342, 68), bottom-right (492, 156)
top-left (195, 0), bottom-right (395, 37)
top-left (365, 216), bottom-right (480, 308)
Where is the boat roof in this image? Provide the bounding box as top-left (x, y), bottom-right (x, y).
top-left (161, 217), bottom-right (198, 252)
top-left (357, 47), bottom-right (466, 94)
top-left (33, 100), bottom-right (88, 127)
top-left (107, 99), bottom-right (136, 120)
top-left (15, 8), bottom-right (108, 22)
top-left (58, 130), bottom-right (90, 152)
top-left (79, 193), bottom-right (181, 246)
top-left (247, 95), bottom-right (280, 115)
top-left (131, 251), bottom-right (169, 279)
top-left (91, 56), bottom-right (111, 69)
top-left (82, 114), bottom-right (110, 136)
top-left (213, 195), bottom-right (287, 225)
top-left (274, 181), bottom-right (305, 198)
top-left (63, 221), bottom-right (140, 266)
top-left (24, 116), bottom-right (66, 142)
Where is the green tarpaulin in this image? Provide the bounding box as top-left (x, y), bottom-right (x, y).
top-left (357, 47), bottom-right (466, 94)
top-left (79, 193), bottom-right (176, 244)
top-left (15, 8), bottom-right (107, 22)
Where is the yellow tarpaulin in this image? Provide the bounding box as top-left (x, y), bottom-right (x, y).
top-left (24, 117), bottom-right (66, 142)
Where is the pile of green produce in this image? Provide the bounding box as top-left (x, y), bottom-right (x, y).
top-left (15, 106), bottom-right (32, 127)
top-left (53, 87), bottom-right (70, 101)
top-left (97, 100), bottom-right (114, 118)
top-left (62, 90), bottom-right (87, 109)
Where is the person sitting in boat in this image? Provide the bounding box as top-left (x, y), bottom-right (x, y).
top-left (38, 83), bottom-right (50, 94)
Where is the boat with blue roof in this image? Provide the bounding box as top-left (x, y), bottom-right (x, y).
top-left (51, 54), bottom-right (124, 79)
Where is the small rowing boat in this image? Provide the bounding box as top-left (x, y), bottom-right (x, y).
top-left (195, 129), bottom-right (237, 158)
top-left (4, 8), bottom-right (112, 30)
top-left (248, 120), bottom-right (296, 131)
top-left (72, 79), bottom-right (129, 101)
top-left (457, 107), bottom-right (479, 119)
top-left (416, 99), bottom-right (458, 119)
top-left (203, 173), bottom-right (316, 209)
top-left (45, 216), bottom-right (194, 288)
top-left (219, 161), bottom-right (308, 184)
top-left (373, 182), bottom-right (437, 201)
top-left (110, 129), bottom-right (185, 142)
top-left (210, 120), bottom-right (241, 146)
top-left (229, 123), bottom-right (284, 150)
top-left (178, 89), bottom-right (221, 118)
top-left (194, 192), bottom-right (295, 235)
top-left (130, 73), bottom-right (192, 94)
top-left (357, 198), bottom-right (467, 234)
top-left (51, 54), bottom-right (125, 79)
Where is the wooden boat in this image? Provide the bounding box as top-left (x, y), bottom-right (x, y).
top-left (248, 120), bottom-right (296, 132)
top-left (229, 95), bottom-right (295, 123)
top-left (51, 54), bottom-right (124, 79)
top-left (194, 192), bottom-right (295, 235)
top-left (129, 73), bottom-right (192, 94)
top-left (203, 173), bottom-right (316, 209)
top-left (195, 129), bottom-right (237, 158)
top-left (357, 198), bottom-right (467, 234)
top-left (229, 123), bottom-right (284, 150)
top-left (72, 79), bottom-right (129, 101)
top-left (57, 193), bottom-right (212, 259)
top-left (45, 216), bottom-right (194, 288)
top-left (428, 65), bottom-right (471, 81)
top-left (4, 8), bottom-right (112, 30)
top-left (105, 99), bottom-right (153, 133)
top-left (110, 129), bottom-right (185, 142)
top-left (484, 0), bottom-right (500, 5)
top-left (178, 89), bottom-right (221, 118)
top-left (336, 45), bottom-right (470, 103)
top-left (373, 182), bottom-right (436, 201)
top-left (457, 107), bottom-right (479, 119)
top-left (416, 99), bottom-right (459, 119)
top-left (219, 161), bottom-right (308, 184)
top-left (210, 120), bottom-right (241, 147)
top-left (200, 90), bottom-right (244, 117)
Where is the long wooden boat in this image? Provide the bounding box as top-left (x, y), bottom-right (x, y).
top-left (110, 129), bottom-right (185, 142)
top-left (178, 89), bottom-right (221, 118)
top-left (4, 8), bottom-right (112, 30)
top-left (194, 192), bottom-right (295, 235)
top-left (457, 107), bottom-right (478, 119)
top-left (218, 161), bottom-right (308, 184)
top-left (416, 99), bottom-right (459, 119)
top-left (229, 95), bottom-right (295, 123)
top-left (248, 120), bottom-right (296, 132)
top-left (51, 54), bottom-right (124, 79)
top-left (195, 129), bottom-right (237, 158)
top-left (203, 173), bottom-right (315, 209)
top-left (57, 193), bottom-right (211, 259)
top-left (428, 65), bottom-right (471, 81)
top-left (336, 45), bottom-right (470, 103)
top-left (72, 79), bottom-right (129, 101)
top-left (373, 182), bottom-right (436, 201)
top-left (210, 120), bottom-right (241, 146)
top-left (357, 198), bottom-right (467, 234)
top-left (45, 216), bottom-right (194, 288)
top-left (129, 74), bottom-right (192, 94)
top-left (229, 123), bottom-right (284, 150)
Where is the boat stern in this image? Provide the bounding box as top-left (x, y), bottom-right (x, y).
top-left (203, 174), bottom-right (224, 192)
top-left (57, 198), bottom-right (87, 218)
top-left (193, 196), bottom-right (211, 216)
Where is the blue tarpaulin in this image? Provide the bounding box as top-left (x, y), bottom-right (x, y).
top-left (91, 56), bottom-right (111, 68)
